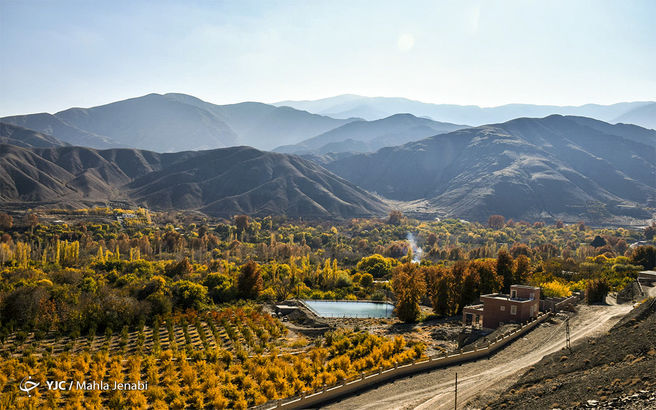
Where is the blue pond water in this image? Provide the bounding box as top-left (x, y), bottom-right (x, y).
top-left (302, 300), bottom-right (395, 318)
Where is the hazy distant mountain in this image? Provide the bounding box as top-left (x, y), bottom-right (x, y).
top-left (0, 123), bottom-right (68, 148)
top-left (0, 144), bottom-right (387, 219)
top-left (325, 115), bottom-right (656, 223)
top-left (614, 102), bottom-right (656, 130)
top-left (164, 93), bottom-right (356, 150)
top-left (275, 95), bottom-right (654, 127)
top-left (55, 94), bottom-right (239, 152)
top-left (274, 113), bottom-right (468, 154)
top-left (1, 94), bottom-right (356, 152)
top-left (0, 113), bottom-right (119, 148)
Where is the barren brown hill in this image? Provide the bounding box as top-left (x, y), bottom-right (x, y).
top-left (0, 144), bottom-right (387, 219)
top-left (487, 299), bottom-right (656, 409)
top-left (325, 115), bottom-right (656, 223)
top-left (0, 122), bottom-right (68, 148)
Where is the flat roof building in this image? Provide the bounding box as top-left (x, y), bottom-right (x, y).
top-left (463, 285), bottom-right (540, 329)
top-left (638, 271), bottom-right (656, 286)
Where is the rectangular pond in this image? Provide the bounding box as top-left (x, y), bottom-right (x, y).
top-left (301, 300), bottom-right (395, 318)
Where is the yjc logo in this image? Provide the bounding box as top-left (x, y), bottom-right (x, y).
top-left (19, 376), bottom-right (40, 397)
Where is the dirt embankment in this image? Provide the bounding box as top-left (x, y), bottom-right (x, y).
top-left (323, 301), bottom-right (631, 410)
top-left (486, 298), bottom-right (656, 409)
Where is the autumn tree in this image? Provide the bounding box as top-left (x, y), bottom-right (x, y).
top-left (387, 210), bottom-right (404, 225)
top-left (459, 268), bottom-right (479, 311)
top-left (392, 263), bottom-right (426, 322)
top-left (0, 212), bottom-right (12, 229)
top-left (644, 223), bottom-right (656, 240)
top-left (234, 215), bottom-right (250, 232)
top-left (426, 265), bottom-right (453, 316)
top-left (488, 215), bottom-right (505, 229)
top-left (586, 279), bottom-right (610, 304)
top-left (591, 235), bottom-right (607, 248)
top-left (166, 257), bottom-right (193, 277)
top-left (469, 259), bottom-right (499, 295)
top-left (238, 261), bottom-right (263, 299)
top-left (496, 249), bottom-right (514, 292)
top-left (509, 243), bottom-right (531, 258)
top-left (630, 245), bottom-right (656, 270)
top-left (514, 254), bottom-right (531, 284)
top-left (25, 213), bottom-right (39, 232)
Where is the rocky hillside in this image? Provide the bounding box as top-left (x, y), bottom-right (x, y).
top-left (0, 122), bottom-right (68, 148)
top-left (275, 113), bottom-right (467, 154)
top-left (486, 298), bottom-right (656, 410)
top-left (0, 144), bottom-right (387, 219)
top-left (325, 115), bottom-right (656, 223)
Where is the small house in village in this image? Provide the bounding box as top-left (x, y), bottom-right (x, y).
top-left (463, 285), bottom-right (541, 329)
top-left (638, 270), bottom-right (656, 286)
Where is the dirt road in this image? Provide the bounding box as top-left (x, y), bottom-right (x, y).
top-left (324, 300), bottom-right (632, 410)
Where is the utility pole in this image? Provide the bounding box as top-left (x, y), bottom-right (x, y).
top-left (454, 372), bottom-right (458, 410)
top-left (565, 316), bottom-right (571, 352)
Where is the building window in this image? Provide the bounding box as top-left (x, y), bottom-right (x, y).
top-left (530, 292), bottom-right (534, 300)
top-left (511, 290), bottom-right (517, 298)
top-left (510, 305), bottom-right (517, 315)
top-left (500, 306), bottom-right (505, 311)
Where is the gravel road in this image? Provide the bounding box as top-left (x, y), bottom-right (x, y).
top-left (323, 300), bottom-right (632, 410)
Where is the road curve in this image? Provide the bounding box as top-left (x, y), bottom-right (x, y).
top-left (323, 301), bottom-right (632, 410)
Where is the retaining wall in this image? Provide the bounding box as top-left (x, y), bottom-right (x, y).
top-left (259, 312), bottom-right (552, 409)
top-left (540, 294), bottom-right (580, 312)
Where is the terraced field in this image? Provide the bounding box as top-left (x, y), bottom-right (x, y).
top-left (0, 306), bottom-right (287, 358)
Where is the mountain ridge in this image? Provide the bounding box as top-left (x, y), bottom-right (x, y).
top-left (1, 93), bottom-right (358, 152)
top-left (324, 115), bottom-right (656, 223)
top-left (0, 144), bottom-right (387, 219)
top-left (274, 113), bottom-right (468, 154)
top-left (275, 95), bottom-right (654, 128)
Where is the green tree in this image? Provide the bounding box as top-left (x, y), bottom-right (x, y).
top-left (357, 254), bottom-right (393, 278)
top-left (172, 280), bottom-right (208, 310)
top-left (203, 272), bottom-right (235, 303)
top-left (272, 263), bottom-right (296, 301)
top-left (359, 273), bottom-right (374, 288)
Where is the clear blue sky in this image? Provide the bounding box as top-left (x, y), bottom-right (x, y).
top-left (1, 0), bottom-right (654, 116)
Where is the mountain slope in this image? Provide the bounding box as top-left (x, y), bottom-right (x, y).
top-left (54, 93), bottom-right (239, 152)
top-left (325, 115), bottom-right (656, 222)
top-left (0, 123), bottom-right (68, 148)
top-left (275, 95), bottom-right (653, 126)
top-left (0, 113), bottom-right (119, 148)
top-left (274, 113), bottom-right (468, 154)
top-left (0, 144), bottom-right (387, 219)
top-left (163, 93), bottom-right (356, 150)
top-left (128, 146), bottom-right (387, 218)
top-left (1, 94), bottom-right (356, 152)
top-left (614, 102), bottom-right (656, 130)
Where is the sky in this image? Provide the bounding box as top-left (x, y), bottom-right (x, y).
top-left (1, 0), bottom-right (655, 116)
